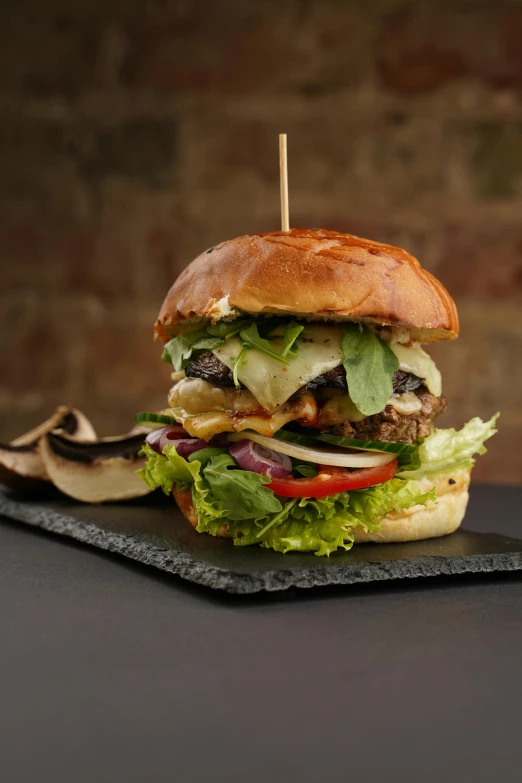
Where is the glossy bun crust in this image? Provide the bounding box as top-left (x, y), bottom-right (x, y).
top-left (156, 229), bottom-right (458, 343)
top-left (173, 469), bottom-right (471, 547)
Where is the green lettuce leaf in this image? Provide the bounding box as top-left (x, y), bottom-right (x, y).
top-left (137, 414), bottom-right (498, 556)
top-left (188, 447), bottom-right (228, 468)
top-left (138, 444), bottom-right (434, 555)
top-left (189, 453), bottom-right (282, 535)
top-left (137, 443), bottom-right (201, 495)
top-left (161, 317), bottom-right (308, 372)
top-left (292, 463), bottom-right (318, 478)
top-left (239, 323), bottom-right (290, 364)
top-left (397, 414), bottom-right (499, 480)
top-left (161, 330), bottom-right (211, 370)
top-left (195, 475), bottom-right (435, 556)
top-left (282, 321), bottom-right (304, 358)
top-left (232, 345), bottom-right (251, 387)
top-left (190, 335), bottom-right (225, 351)
top-left (342, 324), bottom-right (399, 416)
top-left (202, 454), bottom-right (282, 519)
top-left (206, 319), bottom-right (253, 339)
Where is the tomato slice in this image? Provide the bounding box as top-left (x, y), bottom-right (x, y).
top-left (267, 459), bottom-right (398, 499)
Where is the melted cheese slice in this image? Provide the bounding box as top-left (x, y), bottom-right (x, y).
top-left (390, 343), bottom-right (441, 397)
top-left (212, 324), bottom-right (344, 413)
top-left (168, 392), bottom-right (318, 440)
top-left (212, 324), bottom-right (442, 411)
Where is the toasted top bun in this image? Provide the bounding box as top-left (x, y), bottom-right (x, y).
top-left (155, 228), bottom-right (458, 343)
top-left (173, 469), bottom-right (471, 546)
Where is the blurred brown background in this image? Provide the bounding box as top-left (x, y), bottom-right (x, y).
top-left (0, 0), bottom-right (521, 483)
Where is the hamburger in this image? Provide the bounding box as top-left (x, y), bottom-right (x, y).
top-left (137, 228), bottom-right (497, 556)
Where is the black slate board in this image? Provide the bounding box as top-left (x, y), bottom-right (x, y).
top-left (1, 486), bottom-right (522, 594)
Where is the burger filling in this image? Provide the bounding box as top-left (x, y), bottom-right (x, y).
top-left (181, 352), bottom-right (446, 443)
top-left (164, 321), bottom-right (445, 443)
top-left (137, 317), bottom-right (497, 556)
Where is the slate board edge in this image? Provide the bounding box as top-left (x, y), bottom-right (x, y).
top-left (2, 494), bottom-right (522, 595)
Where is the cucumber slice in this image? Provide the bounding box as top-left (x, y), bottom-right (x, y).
top-left (273, 429), bottom-right (318, 447)
top-left (316, 434), bottom-right (417, 456)
top-left (275, 428), bottom-right (416, 455)
top-left (135, 412), bottom-right (177, 426)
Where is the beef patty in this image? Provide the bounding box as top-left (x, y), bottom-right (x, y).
top-left (185, 351), bottom-right (426, 395)
top-left (335, 388), bottom-right (447, 443)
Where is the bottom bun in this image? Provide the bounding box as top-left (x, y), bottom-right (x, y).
top-left (353, 469), bottom-right (470, 543)
top-left (173, 468), bottom-right (471, 546)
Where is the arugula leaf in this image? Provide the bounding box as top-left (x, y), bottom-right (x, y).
top-left (161, 330), bottom-right (208, 370)
top-left (341, 324), bottom-right (399, 416)
top-left (206, 320), bottom-right (253, 339)
top-left (187, 447), bottom-right (228, 468)
top-left (162, 317), bottom-right (306, 372)
top-left (292, 463), bottom-right (318, 478)
top-left (195, 475), bottom-right (435, 556)
top-left (239, 323), bottom-right (290, 365)
top-left (281, 321), bottom-right (304, 358)
top-left (256, 499), bottom-right (299, 538)
top-left (202, 454), bottom-right (282, 519)
top-left (161, 331), bottom-right (231, 370)
top-left (137, 415), bottom-right (498, 557)
top-left (232, 345), bottom-right (251, 387)
top-left (191, 335), bottom-right (225, 351)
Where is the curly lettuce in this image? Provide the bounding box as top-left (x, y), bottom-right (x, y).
top-left (137, 442), bottom-right (200, 494)
top-left (196, 478), bottom-right (435, 556)
top-left (138, 444), bottom-right (434, 556)
top-left (137, 414), bottom-right (497, 556)
top-left (397, 414), bottom-right (498, 480)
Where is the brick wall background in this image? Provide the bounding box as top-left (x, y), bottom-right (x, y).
top-left (1, 0), bottom-right (521, 483)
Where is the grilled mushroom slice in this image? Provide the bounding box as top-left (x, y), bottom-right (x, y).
top-left (10, 406), bottom-right (96, 447)
top-left (39, 431), bottom-right (152, 503)
top-left (0, 444), bottom-right (51, 493)
top-left (0, 407), bottom-right (97, 493)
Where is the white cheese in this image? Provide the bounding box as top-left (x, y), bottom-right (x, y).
top-left (390, 343), bottom-right (442, 397)
top-left (208, 324), bottom-right (442, 414)
top-left (167, 394), bottom-right (318, 440)
top-left (212, 324), bottom-right (344, 413)
top-left (169, 378), bottom-right (260, 414)
top-left (319, 390), bottom-right (423, 426)
top-left (388, 391), bottom-right (423, 415)
top-left (319, 394), bottom-right (367, 426)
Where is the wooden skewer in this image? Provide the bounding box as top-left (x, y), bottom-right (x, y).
top-left (279, 133), bottom-right (290, 232)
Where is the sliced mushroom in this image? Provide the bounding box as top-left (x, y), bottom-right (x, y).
top-left (0, 407), bottom-right (97, 493)
top-left (10, 406), bottom-right (96, 446)
top-left (39, 431), bottom-right (152, 503)
top-left (0, 444), bottom-right (51, 493)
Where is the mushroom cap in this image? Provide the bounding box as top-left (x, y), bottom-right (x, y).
top-left (39, 431), bottom-right (152, 503)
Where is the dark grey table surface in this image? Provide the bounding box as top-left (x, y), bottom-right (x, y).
top-left (1, 484), bottom-right (522, 783)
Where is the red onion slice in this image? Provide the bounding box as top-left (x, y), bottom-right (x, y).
top-left (229, 440), bottom-right (292, 478)
top-left (173, 438), bottom-right (210, 459)
top-left (145, 426), bottom-right (189, 454)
